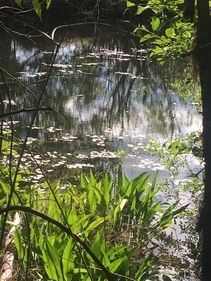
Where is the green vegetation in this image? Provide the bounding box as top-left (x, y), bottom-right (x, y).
top-left (127, 0), bottom-right (211, 279)
top-left (0, 0), bottom-right (207, 280)
top-left (0, 132), bottom-right (188, 280)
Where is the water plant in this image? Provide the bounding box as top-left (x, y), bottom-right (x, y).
top-left (0, 138), bottom-right (187, 280)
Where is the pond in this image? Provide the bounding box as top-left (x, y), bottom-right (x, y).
top-left (0, 22), bottom-right (202, 280)
top-left (0, 22), bottom-right (201, 182)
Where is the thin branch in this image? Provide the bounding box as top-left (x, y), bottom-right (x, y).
top-left (0, 107), bottom-right (54, 118)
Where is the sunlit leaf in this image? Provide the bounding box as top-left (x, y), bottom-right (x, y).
top-left (62, 238), bottom-right (74, 275)
top-left (165, 27), bottom-right (175, 38)
top-left (136, 5), bottom-right (150, 15)
top-left (151, 16), bottom-right (160, 31)
top-left (46, 0), bottom-right (52, 9)
top-left (120, 198), bottom-right (128, 210)
top-left (109, 258), bottom-right (124, 272)
top-left (45, 240), bottom-right (63, 280)
top-left (126, 1), bottom-right (136, 7)
top-left (86, 217), bottom-right (107, 232)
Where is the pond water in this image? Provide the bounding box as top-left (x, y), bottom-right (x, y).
top-left (0, 23), bottom-right (201, 182)
top-left (0, 22), bottom-right (202, 280)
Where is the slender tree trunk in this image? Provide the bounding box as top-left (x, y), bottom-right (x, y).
top-left (196, 0), bottom-right (211, 280)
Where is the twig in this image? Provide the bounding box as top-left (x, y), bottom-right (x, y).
top-left (0, 107), bottom-right (54, 118)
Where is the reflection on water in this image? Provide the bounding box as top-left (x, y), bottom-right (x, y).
top-left (0, 23), bottom-right (201, 177)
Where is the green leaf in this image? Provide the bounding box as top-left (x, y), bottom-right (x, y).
top-left (46, 0), bottom-right (52, 9)
top-left (32, 0), bottom-right (42, 19)
top-left (62, 239), bottom-right (74, 275)
top-left (88, 186), bottom-right (97, 213)
top-left (80, 172), bottom-right (88, 188)
top-left (15, 0), bottom-right (22, 6)
top-left (168, 140), bottom-right (180, 155)
top-left (126, 1), bottom-right (136, 7)
top-left (44, 240), bottom-right (63, 280)
top-left (86, 217), bottom-right (107, 232)
top-left (140, 33), bottom-right (157, 43)
top-left (14, 230), bottom-right (23, 259)
top-left (109, 258), bottom-right (124, 272)
top-left (136, 5), bottom-right (150, 15)
top-left (151, 17), bottom-right (160, 31)
top-left (165, 27), bottom-right (174, 38)
top-left (92, 231), bottom-right (103, 258)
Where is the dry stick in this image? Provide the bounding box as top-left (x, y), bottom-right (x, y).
top-left (0, 205), bottom-right (116, 281)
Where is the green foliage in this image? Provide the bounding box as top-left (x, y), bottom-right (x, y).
top-left (14, 0), bottom-right (52, 19)
top-left (146, 132), bottom-right (203, 176)
top-left (0, 141), bottom-right (187, 281)
top-left (128, 0), bottom-right (194, 64)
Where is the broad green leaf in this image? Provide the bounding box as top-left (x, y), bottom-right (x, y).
top-left (151, 17), bottom-right (160, 31)
top-left (168, 140), bottom-right (180, 155)
top-left (140, 34), bottom-right (158, 43)
top-left (68, 207), bottom-right (77, 227)
top-left (42, 247), bottom-right (58, 280)
top-left (1, 140), bottom-right (11, 150)
top-left (109, 257), bottom-right (124, 272)
top-left (88, 186), bottom-right (97, 213)
top-left (126, 1), bottom-right (136, 7)
top-left (80, 172), bottom-right (88, 188)
top-left (73, 268), bottom-right (87, 273)
top-left (165, 27), bottom-right (175, 38)
top-left (76, 214), bottom-right (93, 228)
top-left (136, 5), bottom-right (150, 15)
top-left (103, 173), bottom-right (112, 208)
top-left (32, 0), bottom-right (42, 19)
top-left (113, 205), bottom-right (120, 225)
top-left (45, 240), bottom-right (63, 280)
top-left (92, 231), bottom-right (103, 258)
top-left (86, 217), bottom-right (107, 232)
top-left (14, 230), bottom-right (23, 259)
top-left (62, 238), bottom-right (74, 275)
top-left (89, 169), bottom-right (96, 186)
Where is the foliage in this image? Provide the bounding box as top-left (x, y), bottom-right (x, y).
top-left (0, 135), bottom-right (188, 280)
top-left (126, 0), bottom-right (194, 64)
top-left (145, 132), bottom-right (203, 176)
top-left (14, 0), bottom-right (52, 19)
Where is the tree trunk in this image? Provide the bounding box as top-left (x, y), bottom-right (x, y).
top-left (196, 0), bottom-right (211, 280)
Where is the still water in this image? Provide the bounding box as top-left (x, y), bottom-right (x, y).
top-left (0, 22), bottom-right (201, 281)
top-left (0, 23), bottom-right (201, 179)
